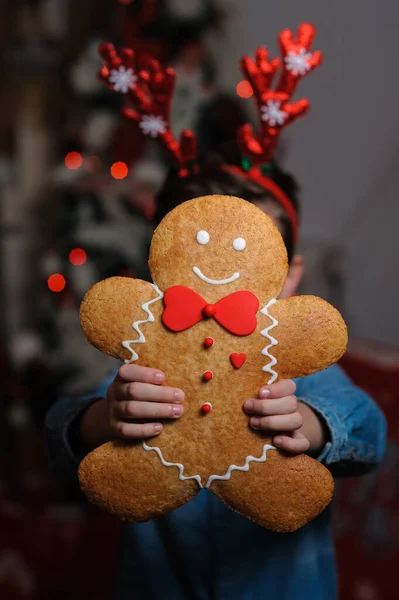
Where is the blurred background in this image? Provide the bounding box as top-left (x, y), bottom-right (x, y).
top-left (0, 0), bottom-right (398, 598)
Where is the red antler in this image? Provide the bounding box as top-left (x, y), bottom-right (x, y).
top-left (98, 43), bottom-right (197, 173)
top-left (238, 23), bottom-right (322, 164)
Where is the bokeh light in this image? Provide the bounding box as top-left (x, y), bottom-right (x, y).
top-left (69, 248), bottom-right (87, 266)
top-left (48, 274), bottom-right (66, 292)
top-left (236, 80), bottom-right (253, 99)
top-left (64, 152), bottom-right (83, 170)
top-left (111, 161), bottom-right (129, 179)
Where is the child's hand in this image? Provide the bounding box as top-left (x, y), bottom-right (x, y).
top-left (107, 364), bottom-right (184, 440)
top-left (244, 380), bottom-right (311, 454)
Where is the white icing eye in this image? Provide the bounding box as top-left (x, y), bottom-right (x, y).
top-left (196, 230), bottom-right (210, 245)
top-left (233, 237), bottom-right (246, 251)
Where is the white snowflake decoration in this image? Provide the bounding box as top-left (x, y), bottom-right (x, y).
top-left (109, 66), bottom-right (137, 94)
top-left (139, 115), bottom-right (167, 138)
top-left (261, 100), bottom-right (288, 127)
top-left (284, 48), bottom-right (312, 76)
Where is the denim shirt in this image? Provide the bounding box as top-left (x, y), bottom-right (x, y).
top-left (45, 365), bottom-right (386, 600)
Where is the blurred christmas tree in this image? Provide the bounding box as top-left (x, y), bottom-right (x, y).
top-left (32, 0), bottom-right (248, 401)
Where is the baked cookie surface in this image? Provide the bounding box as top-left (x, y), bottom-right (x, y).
top-left (79, 195), bottom-right (347, 531)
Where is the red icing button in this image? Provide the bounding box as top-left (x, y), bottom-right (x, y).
top-left (203, 370), bottom-right (213, 382)
top-left (203, 304), bottom-right (216, 317)
top-left (204, 337), bottom-right (214, 348)
top-left (201, 402), bottom-right (212, 414)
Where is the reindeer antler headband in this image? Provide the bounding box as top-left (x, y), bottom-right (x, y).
top-left (98, 43), bottom-right (197, 176)
top-left (237, 23), bottom-right (321, 163)
top-left (98, 24), bottom-right (322, 245)
top-left (223, 23), bottom-right (322, 246)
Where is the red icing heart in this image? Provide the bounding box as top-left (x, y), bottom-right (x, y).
top-left (230, 353), bottom-right (246, 369)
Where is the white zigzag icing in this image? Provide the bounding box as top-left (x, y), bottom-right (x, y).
top-left (142, 441), bottom-right (276, 489)
top-left (260, 298), bottom-right (278, 384)
top-left (122, 283), bottom-right (163, 363)
top-left (142, 441), bottom-right (203, 487)
top-left (205, 444), bottom-right (275, 488)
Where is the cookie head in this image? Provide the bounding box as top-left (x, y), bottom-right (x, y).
top-left (149, 195), bottom-right (288, 301)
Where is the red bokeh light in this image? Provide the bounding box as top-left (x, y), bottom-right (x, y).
top-left (64, 152), bottom-right (83, 170)
top-left (111, 161), bottom-right (129, 180)
top-left (69, 248), bottom-right (87, 266)
top-left (236, 80), bottom-right (253, 99)
top-left (48, 274), bottom-right (66, 292)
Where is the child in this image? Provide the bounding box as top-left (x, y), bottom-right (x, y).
top-left (45, 26), bottom-right (386, 599)
top-left (45, 159), bottom-right (386, 600)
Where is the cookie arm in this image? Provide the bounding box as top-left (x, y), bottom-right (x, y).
top-left (267, 295), bottom-right (348, 380)
top-left (80, 277), bottom-right (162, 363)
top-left (79, 440), bottom-right (199, 522)
top-left (211, 450), bottom-right (334, 532)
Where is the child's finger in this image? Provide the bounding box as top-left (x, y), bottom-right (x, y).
top-left (259, 379), bottom-right (296, 399)
top-left (244, 396), bottom-right (297, 415)
top-left (273, 431), bottom-right (310, 454)
top-left (113, 421), bottom-right (163, 440)
top-left (118, 364), bottom-right (164, 385)
top-left (116, 400), bottom-right (184, 420)
top-left (121, 382), bottom-right (184, 404)
top-left (250, 412), bottom-right (303, 431)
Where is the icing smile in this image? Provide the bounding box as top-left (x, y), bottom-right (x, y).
top-left (192, 266), bottom-right (240, 285)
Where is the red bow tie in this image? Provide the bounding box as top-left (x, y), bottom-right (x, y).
top-left (162, 286), bottom-right (259, 336)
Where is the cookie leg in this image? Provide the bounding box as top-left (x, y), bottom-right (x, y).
top-left (209, 449), bottom-right (334, 532)
top-left (79, 440), bottom-right (200, 521)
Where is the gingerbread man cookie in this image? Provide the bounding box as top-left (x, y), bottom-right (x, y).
top-left (79, 194), bottom-right (347, 532)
